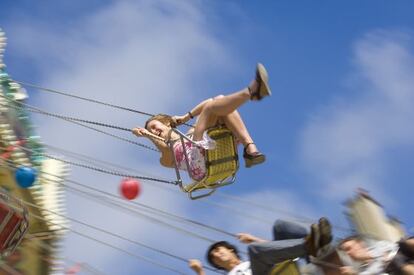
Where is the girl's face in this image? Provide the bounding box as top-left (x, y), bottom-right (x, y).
top-left (146, 119), bottom-right (170, 139)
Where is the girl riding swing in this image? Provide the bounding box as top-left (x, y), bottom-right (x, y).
top-left (133, 63), bottom-right (271, 195)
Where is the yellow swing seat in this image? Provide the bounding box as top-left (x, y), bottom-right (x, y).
top-left (169, 126), bottom-right (239, 199)
top-left (270, 259), bottom-right (300, 275)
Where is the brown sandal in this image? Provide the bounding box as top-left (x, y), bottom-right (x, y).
top-left (248, 63), bottom-right (272, 101)
top-left (243, 143), bottom-right (266, 168)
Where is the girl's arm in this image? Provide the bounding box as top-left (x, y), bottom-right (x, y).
top-left (132, 128), bottom-right (166, 147)
top-left (237, 233), bottom-right (268, 244)
top-left (132, 128), bottom-right (173, 167)
top-left (173, 97), bottom-right (215, 125)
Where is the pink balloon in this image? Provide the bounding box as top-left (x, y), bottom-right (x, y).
top-left (120, 178), bottom-right (141, 200)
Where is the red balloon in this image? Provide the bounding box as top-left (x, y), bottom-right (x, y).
top-left (120, 178), bottom-right (141, 200)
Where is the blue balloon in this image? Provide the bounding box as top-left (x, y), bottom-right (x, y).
top-left (15, 167), bottom-right (37, 188)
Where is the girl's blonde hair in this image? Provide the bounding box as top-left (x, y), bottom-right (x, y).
top-left (144, 114), bottom-right (176, 130)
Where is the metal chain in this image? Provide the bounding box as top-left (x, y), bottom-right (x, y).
top-left (0, 97), bottom-right (173, 184)
top-left (28, 212), bottom-right (187, 275)
top-left (0, 140), bottom-right (170, 185)
top-left (0, 94), bottom-right (160, 152)
top-left (18, 102), bottom-right (131, 132)
top-left (14, 80), bottom-right (194, 127)
top-left (33, 145), bottom-right (248, 238)
top-left (2, 157), bottom-right (220, 273)
top-left (25, 105), bottom-right (160, 152)
top-left (17, 145), bottom-right (176, 185)
top-left (14, 80), bottom-right (154, 116)
top-left (43, 144), bottom-right (282, 226)
top-left (23, 197), bottom-right (208, 269)
top-left (2, 156), bottom-right (214, 244)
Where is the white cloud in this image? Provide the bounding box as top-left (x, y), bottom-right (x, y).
top-left (300, 30), bottom-right (414, 204)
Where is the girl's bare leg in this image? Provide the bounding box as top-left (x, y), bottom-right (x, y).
top-left (193, 83), bottom-right (258, 140)
top-left (192, 110), bottom-right (219, 141)
top-left (206, 87), bottom-right (251, 116)
top-left (221, 110), bottom-right (259, 154)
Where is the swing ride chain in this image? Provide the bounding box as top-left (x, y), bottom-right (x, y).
top-left (14, 80), bottom-right (154, 116)
top-left (14, 80), bottom-right (194, 127)
top-left (0, 94), bottom-right (160, 152)
top-left (22, 103), bottom-right (132, 131)
top-left (0, 102), bottom-right (176, 184)
top-left (10, 144), bottom-right (177, 185)
top-left (24, 103), bottom-right (166, 146)
top-left (29, 106), bottom-right (162, 152)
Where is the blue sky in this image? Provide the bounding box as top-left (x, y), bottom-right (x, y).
top-left (1, 1), bottom-right (414, 274)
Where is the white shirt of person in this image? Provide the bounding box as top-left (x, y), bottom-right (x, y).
top-left (228, 261), bottom-right (252, 275)
top-left (336, 240), bottom-right (399, 275)
top-left (305, 240), bottom-right (399, 275)
top-left (358, 240), bottom-right (399, 275)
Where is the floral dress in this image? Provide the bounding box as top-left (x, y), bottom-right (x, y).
top-left (173, 131), bottom-right (216, 181)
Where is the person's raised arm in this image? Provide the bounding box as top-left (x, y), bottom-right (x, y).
top-left (188, 259), bottom-right (206, 275)
top-left (173, 97), bottom-right (216, 125)
top-left (237, 233), bottom-right (268, 244)
top-left (132, 127), bottom-right (167, 148)
top-left (132, 127), bottom-right (172, 167)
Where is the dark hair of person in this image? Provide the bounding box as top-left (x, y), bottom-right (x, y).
top-left (206, 241), bottom-right (240, 270)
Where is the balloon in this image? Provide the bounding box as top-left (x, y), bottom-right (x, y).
top-left (66, 263), bottom-right (82, 274)
top-left (15, 166), bottom-right (37, 188)
top-left (120, 178), bottom-right (141, 200)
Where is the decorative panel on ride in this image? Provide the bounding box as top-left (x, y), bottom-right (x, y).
top-left (0, 28), bottom-right (68, 275)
